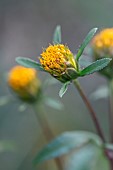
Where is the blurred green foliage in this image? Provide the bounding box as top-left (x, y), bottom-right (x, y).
top-left (0, 0), bottom-right (113, 169)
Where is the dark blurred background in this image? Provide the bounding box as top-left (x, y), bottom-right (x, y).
top-left (0, 0), bottom-right (113, 169)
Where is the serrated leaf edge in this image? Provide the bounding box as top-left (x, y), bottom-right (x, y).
top-left (80, 58), bottom-right (112, 76)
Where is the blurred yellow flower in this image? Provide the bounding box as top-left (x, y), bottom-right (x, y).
top-left (92, 28), bottom-right (113, 57)
top-left (8, 66), bottom-right (40, 101)
top-left (40, 44), bottom-right (77, 82)
top-left (91, 28), bottom-right (113, 79)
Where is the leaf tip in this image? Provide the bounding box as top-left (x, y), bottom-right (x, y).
top-left (53, 25), bottom-right (61, 44)
top-left (15, 56), bottom-right (26, 66)
top-left (15, 56), bottom-right (21, 63)
top-left (94, 27), bottom-right (98, 32)
top-left (59, 91), bottom-right (63, 98)
top-left (59, 82), bottom-right (70, 98)
top-left (56, 25), bottom-right (61, 29)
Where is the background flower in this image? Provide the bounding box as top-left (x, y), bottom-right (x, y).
top-left (91, 28), bottom-right (113, 79)
top-left (8, 66), bottom-right (40, 102)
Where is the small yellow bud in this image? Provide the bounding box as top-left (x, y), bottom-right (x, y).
top-left (40, 44), bottom-right (78, 82)
top-left (8, 66), bottom-right (40, 102)
top-left (91, 28), bottom-right (113, 79)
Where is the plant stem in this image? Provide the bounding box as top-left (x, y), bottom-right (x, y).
top-left (73, 79), bottom-right (105, 142)
top-left (108, 80), bottom-right (113, 143)
top-left (33, 103), bottom-right (53, 141)
top-left (73, 79), bottom-right (113, 169)
top-left (107, 80), bottom-right (113, 169)
top-left (33, 102), bottom-right (63, 170)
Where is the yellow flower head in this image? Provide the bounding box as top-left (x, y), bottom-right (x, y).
top-left (40, 44), bottom-right (77, 82)
top-left (8, 66), bottom-right (40, 101)
top-left (91, 28), bottom-right (113, 79)
top-left (92, 28), bottom-right (113, 58)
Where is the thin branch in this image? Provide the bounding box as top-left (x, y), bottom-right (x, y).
top-left (73, 79), bottom-right (105, 142)
top-left (108, 80), bottom-right (113, 143)
top-left (33, 103), bottom-right (63, 170)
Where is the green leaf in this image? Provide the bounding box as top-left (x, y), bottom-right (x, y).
top-left (76, 28), bottom-right (98, 61)
top-left (80, 58), bottom-right (112, 76)
top-left (33, 131), bottom-right (102, 165)
top-left (93, 154), bottom-right (110, 170)
top-left (16, 57), bottom-right (45, 71)
top-left (53, 25), bottom-right (61, 44)
top-left (59, 81), bottom-right (70, 98)
top-left (45, 97), bottom-right (64, 110)
top-left (90, 85), bottom-right (109, 100)
top-left (64, 143), bottom-right (110, 170)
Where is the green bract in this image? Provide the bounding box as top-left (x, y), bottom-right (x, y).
top-left (53, 25), bottom-right (61, 44)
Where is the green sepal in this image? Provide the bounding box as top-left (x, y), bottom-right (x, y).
top-left (76, 28), bottom-right (98, 61)
top-left (66, 68), bottom-right (79, 79)
top-left (59, 81), bottom-right (70, 97)
top-left (53, 25), bottom-right (61, 44)
top-left (79, 58), bottom-right (112, 76)
top-left (16, 57), bottom-right (45, 71)
top-left (52, 74), bottom-right (70, 83)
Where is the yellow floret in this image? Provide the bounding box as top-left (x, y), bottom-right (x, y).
top-left (40, 44), bottom-right (76, 76)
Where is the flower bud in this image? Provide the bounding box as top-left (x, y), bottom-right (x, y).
top-left (8, 66), bottom-right (41, 102)
top-left (91, 28), bottom-right (113, 79)
top-left (40, 44), bottom-right (78, 83)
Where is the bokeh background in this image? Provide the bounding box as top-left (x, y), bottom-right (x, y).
top-left (0, 0), bottom-right (113, 169)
